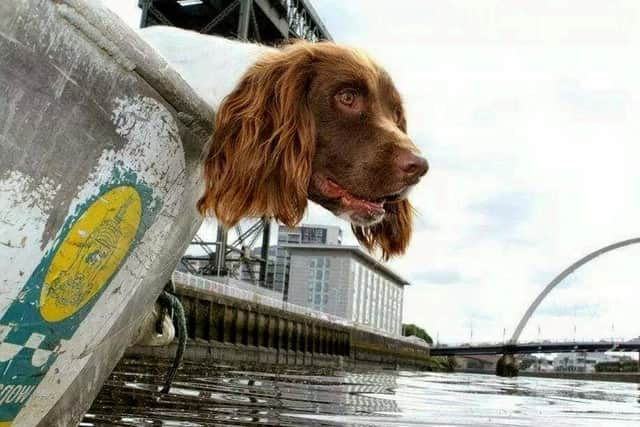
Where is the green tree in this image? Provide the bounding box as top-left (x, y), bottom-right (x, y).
top-left (402, 323), bottom-right (433, 345)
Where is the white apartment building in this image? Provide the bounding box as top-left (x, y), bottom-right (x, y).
top-left (553, 352), bottom-right (634, 373)
top-left (283, 243), bottom-right (409, 336)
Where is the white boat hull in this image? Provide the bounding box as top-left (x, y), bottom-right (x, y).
top-left (0, 1), bottom-right (212, 425)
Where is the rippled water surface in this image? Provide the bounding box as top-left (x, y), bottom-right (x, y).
top-left (85, 358), bottom-right (640, 426)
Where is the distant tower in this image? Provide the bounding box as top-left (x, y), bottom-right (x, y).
top-left (139, 0), bottom-right (332, 44)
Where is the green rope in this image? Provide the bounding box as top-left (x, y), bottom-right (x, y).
top-left (157, 281), bottom-right (187, 393)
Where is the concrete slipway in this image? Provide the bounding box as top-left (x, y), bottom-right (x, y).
top-left (0, 0), bottom-right (213, 424)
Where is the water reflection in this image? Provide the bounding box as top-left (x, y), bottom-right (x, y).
top-left (84, 358), bottom-right (640, 426)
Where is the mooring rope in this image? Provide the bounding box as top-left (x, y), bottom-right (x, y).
top-left (157, 281), bottom-right (187, 393)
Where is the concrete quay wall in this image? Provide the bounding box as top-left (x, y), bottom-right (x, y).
top-left (128, 284), bottom-right (431, 369)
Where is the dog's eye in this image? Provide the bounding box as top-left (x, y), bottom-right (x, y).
top-left (337, 89), bottom-right (358, 107)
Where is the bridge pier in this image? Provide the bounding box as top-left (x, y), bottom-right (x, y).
top-left (496, 354), bottom-right (518, 377)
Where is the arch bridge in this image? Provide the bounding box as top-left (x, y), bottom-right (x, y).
top-left (510, 237), bottom-right (640, 344)
top-left (431, 238), bottom-right (640, 375)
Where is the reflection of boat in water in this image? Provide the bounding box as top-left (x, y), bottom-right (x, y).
top-left (0, 1), bottom-right (212, 425)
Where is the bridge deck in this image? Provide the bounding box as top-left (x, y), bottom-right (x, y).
top-left (431, 342), bottom-right (640, 356)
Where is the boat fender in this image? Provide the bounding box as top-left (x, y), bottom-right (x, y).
top-left (131, 303), bottom-right (176, 347)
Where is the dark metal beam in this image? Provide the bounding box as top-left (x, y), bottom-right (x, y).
top-left (228, 220), bottom-right (263, 251)
top-left (214, 225), bottom-right (228, 275)
top-left (139, 0), bottom-right (151, 28)
top-left (237, 0), bottom-right (252, 40)
top-left (148, 4), bottom-right (174, 26)
top-left (254, 0), bottom-right (289, 38)
top-left (250, 3), bottom-right (262, 43)
top-left (199, 0), bottom-right (240, 34)
top-left (259, 218), bottom-right (271, 285)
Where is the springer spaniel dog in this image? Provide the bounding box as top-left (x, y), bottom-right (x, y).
top-left (141, 27), bottom-right (428, 259)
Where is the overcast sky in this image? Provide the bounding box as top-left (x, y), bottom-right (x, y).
top-left (107, 0), bottom-right (639, 344)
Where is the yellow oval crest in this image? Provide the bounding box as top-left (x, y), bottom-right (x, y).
top-left (40, 186), bottom-right (142, 322)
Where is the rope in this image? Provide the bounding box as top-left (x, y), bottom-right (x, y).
top-left (157, 281), bottom-right (187, 393)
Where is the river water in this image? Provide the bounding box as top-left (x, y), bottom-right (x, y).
top-left (84, 358), bottom-right (640, 426)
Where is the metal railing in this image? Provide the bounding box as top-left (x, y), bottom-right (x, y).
top-left (172, 271), bottom-right (428, 347)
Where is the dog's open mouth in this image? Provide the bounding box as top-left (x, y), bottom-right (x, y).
top-left (313, 175), bottom-right (404, 217)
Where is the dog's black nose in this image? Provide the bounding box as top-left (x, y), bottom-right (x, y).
top-left (397, 151), bottom-right (429, 179)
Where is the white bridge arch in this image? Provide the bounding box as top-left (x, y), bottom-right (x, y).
top-left (509, 237), bottom-right (640, 344)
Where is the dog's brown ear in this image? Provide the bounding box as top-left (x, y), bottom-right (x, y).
top-left (197, 43), bottom-right (316, 227)
top-left (352, 199), bottom-right (413, 260)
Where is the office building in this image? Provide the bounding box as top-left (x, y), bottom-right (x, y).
top-left (278, 224), bottom-right (342, 245)
top-left (283, 243), bottom-right (409, 335)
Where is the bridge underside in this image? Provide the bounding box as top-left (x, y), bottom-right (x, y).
top-left (139, 0), bottom-right (332, 44)
top-left (431, 342), bottom-right (640, 356)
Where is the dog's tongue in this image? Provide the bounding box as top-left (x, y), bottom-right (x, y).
top-left (317, 177), bottom-right (384, 215)
top-left (322, 179), bottom-right (385, 215)
top-left (341, 193), bottom-right (385, 215)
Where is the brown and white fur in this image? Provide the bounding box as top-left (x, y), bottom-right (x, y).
top-left (140, 27), bottom-right (428, 260)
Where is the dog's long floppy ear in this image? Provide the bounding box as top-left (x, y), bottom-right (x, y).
top-left (352, 199), bottom-right (413, 261)
top-left (197, 44), bottom-right (316, 227)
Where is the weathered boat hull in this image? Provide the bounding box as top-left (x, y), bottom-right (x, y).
top-left (0, 1), bottom-right (212, 425)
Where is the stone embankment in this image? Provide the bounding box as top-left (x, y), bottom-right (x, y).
top-left (128, 280), bottom-right (433, 370)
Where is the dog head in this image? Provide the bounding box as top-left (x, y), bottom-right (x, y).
top-left (197, 41), bottom-right (428, 259)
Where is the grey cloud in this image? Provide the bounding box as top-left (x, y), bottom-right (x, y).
top-left (557, 79), bottom-right (630, 118)
top-left (466, 192), bottom-right (537, 242)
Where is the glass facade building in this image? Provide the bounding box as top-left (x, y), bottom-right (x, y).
top-left (253, 225), bottom-right (408, 336)
top-left (285, 245), bottom-right (408, 336)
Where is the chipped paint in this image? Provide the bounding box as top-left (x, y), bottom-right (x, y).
top-left (0, 172), bottom-right (60, 320)
top-left (2, 95), bottom-right (186, 425)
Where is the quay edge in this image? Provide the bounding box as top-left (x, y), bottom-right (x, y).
top-left (127, 281), bottom-right (434, 371)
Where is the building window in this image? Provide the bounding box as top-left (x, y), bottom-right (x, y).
top-left (374, 275), bottom-right (381, 329)
top-left (301, 227), bottom-right (327, 244)
top-left (371, 274), bottom-right (377, 328)
top-left (390, 286), bottom-right (397, 333)
top-left (363, 269), bottom-right (370, 324)
top-left (307, 256), bottom-right (330, 311)
top-left (381, 280), bottom-right (388, 332)
top-left (395, 293), bottom-right (402, 334)
top-left (351, 262), bottom-right (359, 321)
top-left (287, 233), bottom-right (301, 243)
top-left (387, 282), bottom-right (393, 333)
top-left (358, 265), bottom-right (364, 322)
